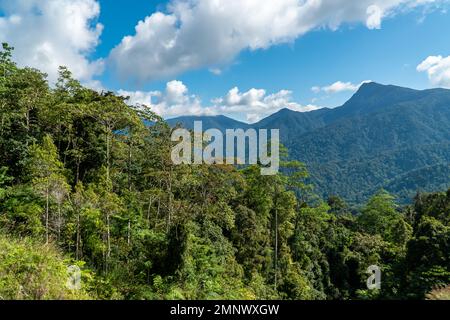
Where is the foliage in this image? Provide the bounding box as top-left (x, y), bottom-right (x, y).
top-left (0, 45), bottom-right (448, 300)
top-left (0, 234), bottom-right (92, 300)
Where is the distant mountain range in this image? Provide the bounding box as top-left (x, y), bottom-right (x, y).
top-left (167, 115), bottom-right (250, 132)
top-left (167, 82), bottom-right (450, 204)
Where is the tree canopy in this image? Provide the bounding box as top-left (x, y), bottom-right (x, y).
top-left (0, 45), bottom-right (448, 300)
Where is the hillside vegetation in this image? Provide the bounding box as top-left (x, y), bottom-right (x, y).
top-left (0, 44), bottom-right (448, 300)
top-left (0, 234), bottom-right (92, 299)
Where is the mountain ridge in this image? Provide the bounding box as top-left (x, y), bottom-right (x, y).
top-left (167, 82), bottom-right (450, 128)
top-left (166, 82), bottom-right (450, 203)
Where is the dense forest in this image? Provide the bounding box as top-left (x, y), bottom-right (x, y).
top-left (0, 43), bottom-right (449, 300)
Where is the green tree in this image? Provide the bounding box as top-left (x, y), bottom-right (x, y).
top-left (27, 135), bottom-right (69, 243)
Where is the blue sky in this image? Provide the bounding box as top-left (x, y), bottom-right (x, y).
top-left (1, 0), bottom-right (450, 122)
top-left (96, 2), bottom-right (450, 104)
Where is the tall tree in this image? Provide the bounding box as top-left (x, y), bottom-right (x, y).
top-left (27, 135), bottom-right (69, 243)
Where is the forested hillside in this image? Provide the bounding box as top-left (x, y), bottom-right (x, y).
top-left (286, 84), bottom-right (450, 203)
top-left (170, 82), bottom-right (450, 204)
top-left (0, 44), bottom-right (449, 300)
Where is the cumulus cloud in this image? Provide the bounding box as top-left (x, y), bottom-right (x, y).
top-left (212, 87), bottom-right (320, 122)
top-left (119, 82), bottom-right (319, 123)
top-left (417, 55), bottom-right (450, 88)
top-left (0, 0), bottom-right (103, 83)
top-left (109, 0), bottom-right (444, 82)
top-left (119, 80), bottom-right (205, 118)
top-left (312, 80), bottom-right (372, 94)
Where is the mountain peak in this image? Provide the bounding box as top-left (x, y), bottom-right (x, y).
top-left (354, 82), bottom-right (419, 97)
top-left (335, 82), bottom-right (420, 117)
top-left (276, 108), bottom-right (299, 115)
top-left (358, 81), bottom-right (381, 88)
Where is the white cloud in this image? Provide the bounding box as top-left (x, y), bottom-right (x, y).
top-left (212, 87), bottom-right (320, 122)
top-left (109, 0), bottom-right (444, 82)
top-left (119, 80), bottom-right (206, 118)
top-left (323, 81), bottom-right (360, 94)
top-left (417, 55), bottom-right (450, 88)
top-left (0, 0), bottom-right (103, 83)
top-left (313, 80), bottom-right (372, 94)
top-left (119, 82), bottom-right (320, 123)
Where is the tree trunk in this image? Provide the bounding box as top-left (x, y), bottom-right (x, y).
top-left (147, 196), bottom-right (154, 227)
top-left (105, 212), bottom-right (111, 274)
top-left (274, 207), bottom-right (278, 291)
top-left (76, 158), bottom-right (81, 185)
top-left (128, 139), bottom-right (132, 191)
top-left (45, 183), bottom-right (50, 244)
top-left (127, 219), bottom-right (131, 246)
top-left (26, 109), bottom-right (30, 132)
top-left (106, 213), bottom-right (111, 258)
top-left (157, 198), bottom-right (161, 229)
top-left (76, 211), bottom-right (81, 260)
top-left (166, 169), bottom-right (173, 234)
top-left (0, 102), bottom-right (5, 135)
top-left (106, 126), bottom-right (111, 182)
top-left (57, 201), bottom-right (61, 242)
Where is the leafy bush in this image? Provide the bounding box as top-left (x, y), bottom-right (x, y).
top-left (0, 234), bottom-right (92, 300)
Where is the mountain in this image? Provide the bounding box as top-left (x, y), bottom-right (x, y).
top-left (167, 82), bottom-right (450, 204)
top-left (286, 83), bottom-right (450, 202)
top-left (254, 107), bottom-right (329, 140)
top-left (167, 115), bottom-right (250, 132)
top-left (323, 82), bottom-right (423, 122)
